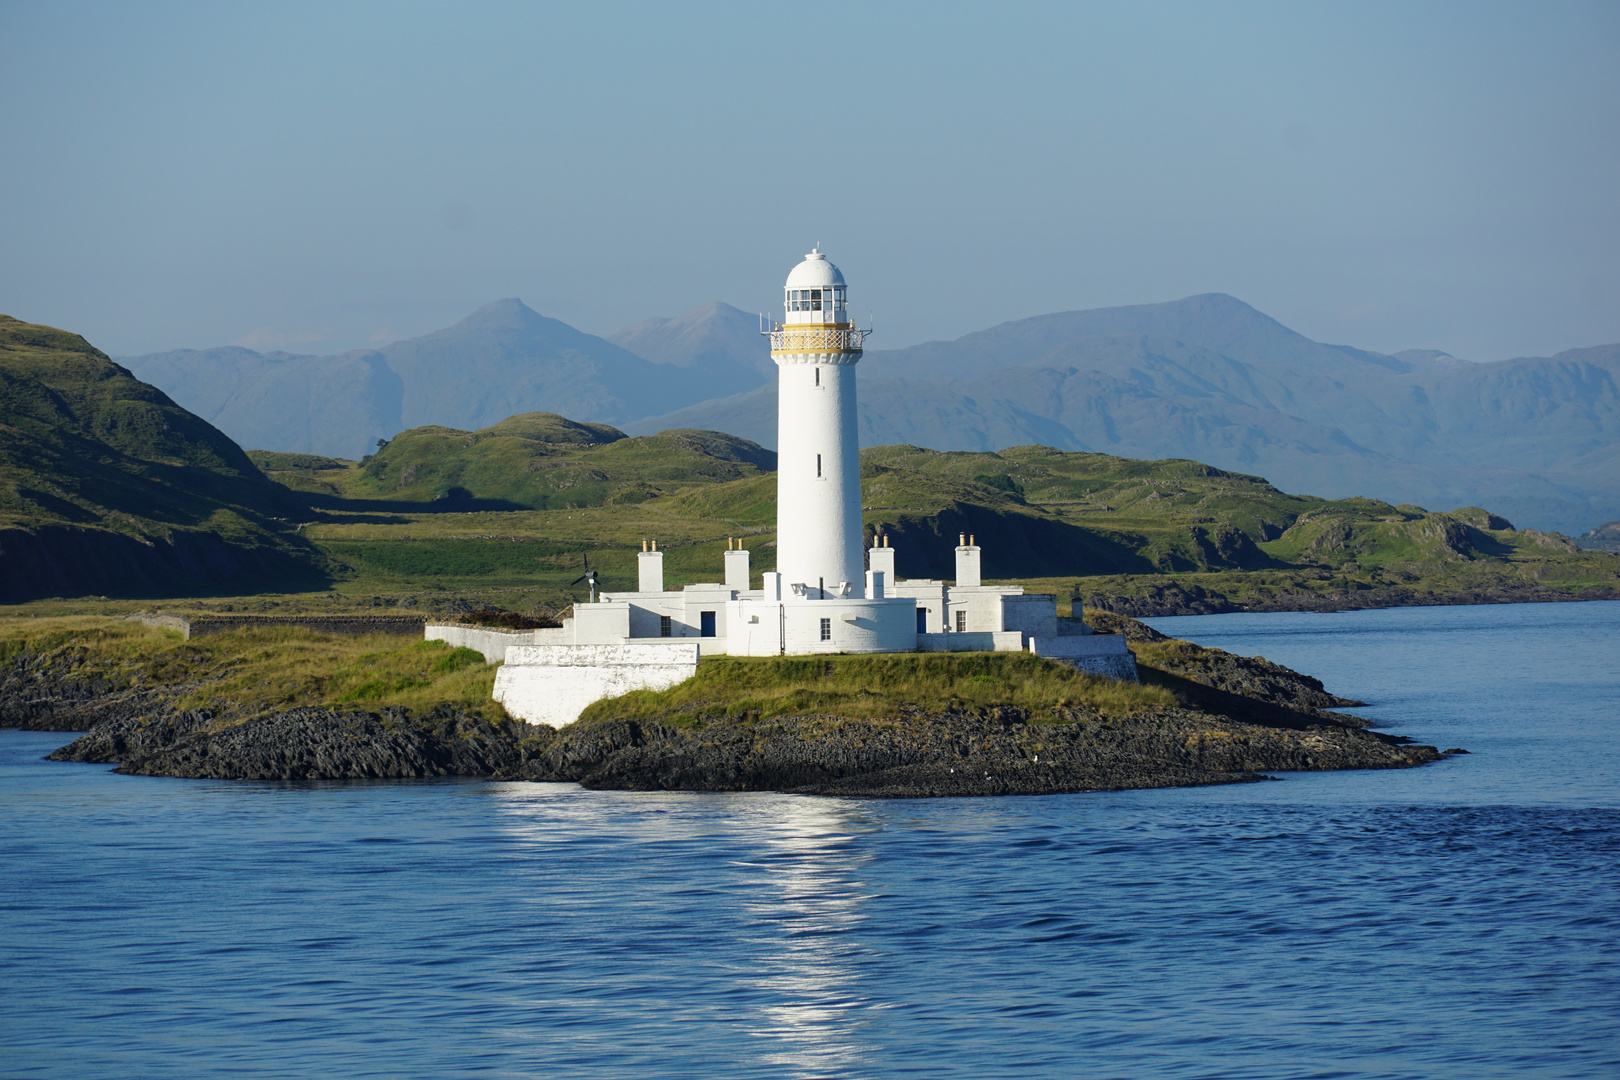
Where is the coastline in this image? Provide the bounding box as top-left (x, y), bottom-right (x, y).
top-left (1084, 581), bottom-right (1620, 618)
top-left (3, 614), bottom-right (1443, 795)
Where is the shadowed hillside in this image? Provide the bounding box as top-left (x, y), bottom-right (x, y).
top-left (0, 315), bottom-right (326, 601)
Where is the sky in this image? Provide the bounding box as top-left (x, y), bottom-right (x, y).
top-left (2, 0), bottom-right (1617, 361)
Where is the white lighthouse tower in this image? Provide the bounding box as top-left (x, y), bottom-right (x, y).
top-left (768, 248), bottom-right (865, 598)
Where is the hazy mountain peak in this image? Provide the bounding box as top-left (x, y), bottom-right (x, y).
top-left (451, 297), bottom-right (552, 331)
top-left (609, 300), bottom-right (771, 377)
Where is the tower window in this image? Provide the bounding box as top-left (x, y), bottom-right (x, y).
top-left (816, 453), bottom-right (822, 478)
top-left (819, 618), bottom-right (831, 641)
top-left (814, 367), bottom-right (819, 386)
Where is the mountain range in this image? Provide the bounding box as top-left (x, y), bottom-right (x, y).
top-left (120, 294), bottom-right (1620, 534)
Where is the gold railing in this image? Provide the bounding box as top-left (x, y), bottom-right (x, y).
top-left (767, 325), bottom-right (866, 353)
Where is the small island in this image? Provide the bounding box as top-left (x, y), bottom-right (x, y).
top-left (2, 610), bottom-right (1440, 796)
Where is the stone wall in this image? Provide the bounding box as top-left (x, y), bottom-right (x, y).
top-left (135, 614), bottom-right (428, 640)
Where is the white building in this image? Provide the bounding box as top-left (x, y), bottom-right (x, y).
top-left (432, 249), bottom-right (1135, 727)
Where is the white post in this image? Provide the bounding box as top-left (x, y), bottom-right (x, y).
top-left (955, 533), bottom-right (981, 588)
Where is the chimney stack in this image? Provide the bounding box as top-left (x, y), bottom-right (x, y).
top-left (638, 539), bottom-right (664, 593)
top-left (724, 537), bottom-right (751, 590)
top-left (955, 534), bottom-right (981, 588)
top-left (868, 532), bottom-right (896, 583)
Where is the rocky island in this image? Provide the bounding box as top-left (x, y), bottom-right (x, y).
top-left (3, 614), bottom-right (1442, 797)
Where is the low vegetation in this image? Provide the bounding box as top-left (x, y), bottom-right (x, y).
top-left (577, 651), bottom-right (1174, 727)
top-left (0, 617), bottom-right (507, 723)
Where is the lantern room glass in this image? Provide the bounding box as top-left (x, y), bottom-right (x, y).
top-left (786, 286), bottom-right (849, 316)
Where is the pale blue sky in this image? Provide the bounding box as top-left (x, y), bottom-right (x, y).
top-left (2, 0), bottom-right (1616, 360)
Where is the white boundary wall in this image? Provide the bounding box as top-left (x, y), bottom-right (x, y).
top-left (493, 642), bottom-right (700, 728)
top-left (1028, 634), bottom-right (1139, 681)
top-left (423, 624), bottom-right (568, 664)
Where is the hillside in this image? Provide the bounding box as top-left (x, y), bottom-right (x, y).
top-left (229, 411), bottom-right (1620, 617)
top-left (0, 315), bottom-right (325, 602)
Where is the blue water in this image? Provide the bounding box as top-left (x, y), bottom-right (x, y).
top-left (2, 603), bottom-right (1617, 1079)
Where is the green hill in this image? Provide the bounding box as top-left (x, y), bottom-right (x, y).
top-left (0, 315), bottom-right (325, 602)
top-left (238, 412), bottom-right (1620, 615)
top-left (256, 413), bottom-right (776, 511)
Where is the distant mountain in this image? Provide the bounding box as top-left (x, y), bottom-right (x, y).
top-left (121, 293), bottom-right (1620, 533)
top-left (607, 301), bottom-right (773, 380)
top-left (120, 346), bottom-right (403, 462)
top-left (122, 300), bottom-right (750, 459)
top-left (625, 294), bottom-right (1620, 534)
top-left (0, 315), bottom-right (323, 601)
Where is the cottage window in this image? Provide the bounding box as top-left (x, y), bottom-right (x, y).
top-left (819, 618), bottom-right (831, 641)
top-left (660, 615), bottom-right (672, 638)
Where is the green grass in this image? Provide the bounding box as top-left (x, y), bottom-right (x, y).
top-left (0, 616), bottom-right (509, 722)
top-left (576, 651), bottom-right (1175, 727)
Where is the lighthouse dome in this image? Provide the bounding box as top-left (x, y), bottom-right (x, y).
top-left (785, 248), bottom-right (845, 289)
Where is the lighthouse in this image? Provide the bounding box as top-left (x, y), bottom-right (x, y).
top-left (767, 248), bottom-right (866, 598)
top-left (475, 247), bottom-right (1139, 727)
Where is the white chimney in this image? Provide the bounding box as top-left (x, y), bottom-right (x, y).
top-left (868, 533), bottom-right (896, 582)
top-left (638, 540), bottom-right (664, 593)
top-left (762, 571), bottom-right (783, 602)
top-left (954, 533), bottom-right (981, 588)
top-left (724, 539), bottom-right (751, 590)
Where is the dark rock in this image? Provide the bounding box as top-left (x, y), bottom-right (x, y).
top-left (498, 707), bottom-right (1439, 797)
top-left (48, 704), bottom-right (527, 780)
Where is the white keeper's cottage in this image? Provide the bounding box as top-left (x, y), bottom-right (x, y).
top-left (428, 249), bottom-right (1135, 726)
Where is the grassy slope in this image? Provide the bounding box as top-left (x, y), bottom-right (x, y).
top-left (6, 378), bottom-right (1615, 613)
top-left (0, 315), bottom-right (325, 599)
top-left (227, 423), bottom-right (1620, 615)
top-left (0, 617), bottom-right (506, 722)
top-left (579, 651), bottom-right (1174, 727)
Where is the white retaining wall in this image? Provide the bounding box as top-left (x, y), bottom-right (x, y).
top-left (1028, 634), bottom-right (1139, 681)
top-left (916, 631), bottom-right (1026, 653)
top-left (493, 642), bottom-right (701, 728)
top-left (423, 624), bottom-right (569, 664)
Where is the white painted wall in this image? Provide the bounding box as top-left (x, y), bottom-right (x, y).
top-left (423, 623), bottom-right (568, 664)
top-left (493, 642), bottom-right (700, 727)
top-left (890, 579), bottom-right (948, 633)
top-left (1028, 634), bottom-right (1138, 681)
top-left (723, 597), bottom-right (918, 656)
top-left (917, 631), bottom-right (1025, 653)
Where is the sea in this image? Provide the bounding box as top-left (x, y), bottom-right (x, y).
top-left (2, 601), bottom-right (1617, 1079)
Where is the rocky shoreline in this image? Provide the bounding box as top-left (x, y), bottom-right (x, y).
top-left (3, 615), bottom-right (1446, 796)
top-left (1086, 581), bottom-right (1620, 618)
